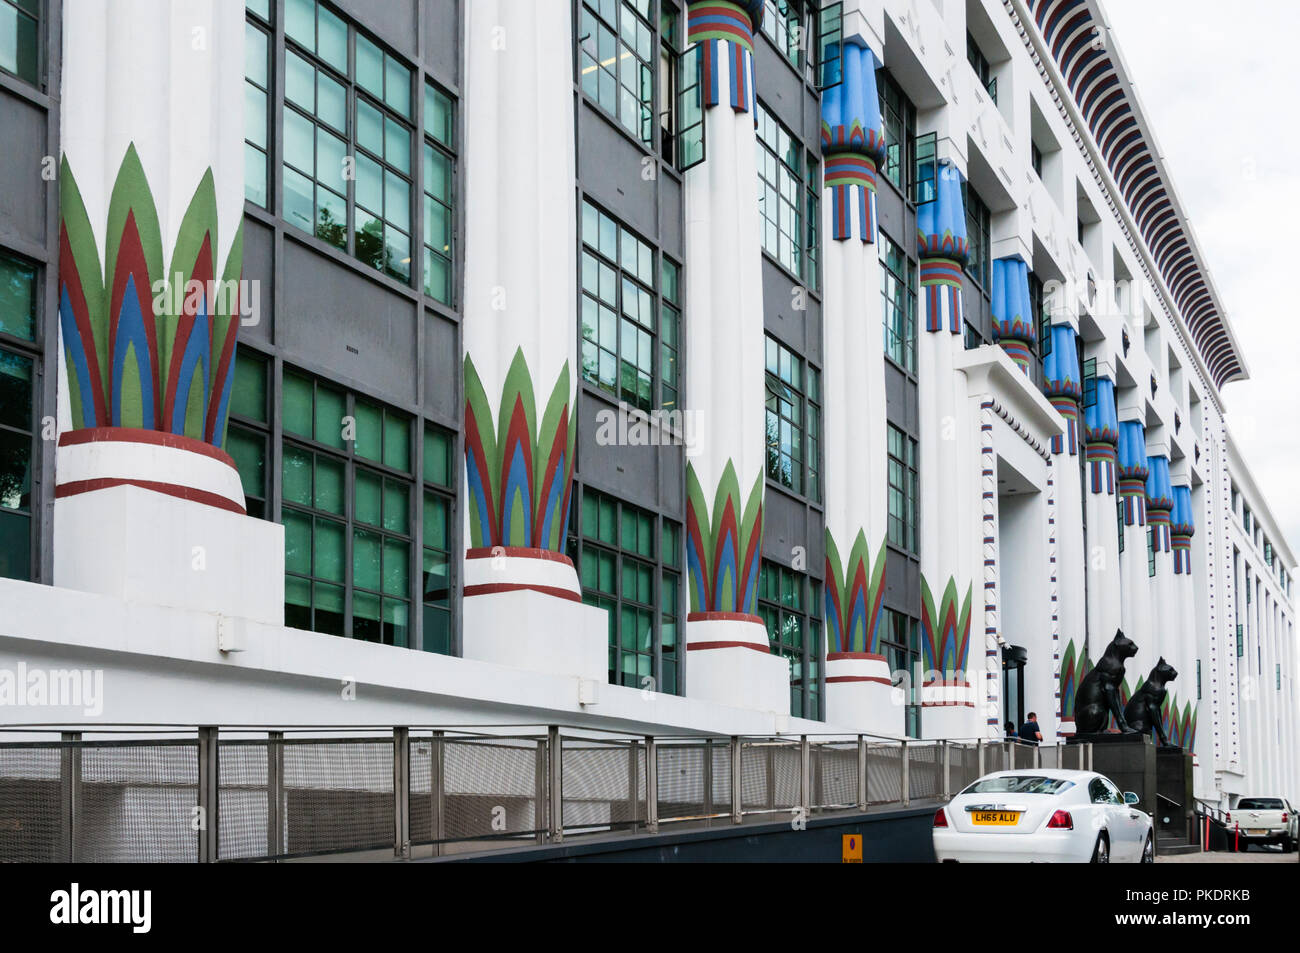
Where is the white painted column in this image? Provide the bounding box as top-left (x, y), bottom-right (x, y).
top-left (819, 37), bottom-right (893, 732)
top-left (680, 1), bottom-right (786, 712)
top-left (459, 0), bottom-right (605, 681)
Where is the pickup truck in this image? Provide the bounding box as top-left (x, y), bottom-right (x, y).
top-left (1226, 797), bottom-right (1299, 852)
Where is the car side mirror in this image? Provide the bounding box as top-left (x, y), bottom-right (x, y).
top-left (1123, 792), bottom-right (1140, 805)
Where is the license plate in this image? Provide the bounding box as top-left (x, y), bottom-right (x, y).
top-left (1247, 829), bottom-right (1268, 836)
top-left (971, 811), bottom-right (1020, 826)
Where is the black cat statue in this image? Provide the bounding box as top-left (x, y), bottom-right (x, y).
top-left (1123, 658), bottom-right (1179, 747)
top-left (1074, 629), bottom-right (1139, 734)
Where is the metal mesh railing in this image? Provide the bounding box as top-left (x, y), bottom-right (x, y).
top-left (76, 741), bottom-right (199, 863)
top-left (740, 739), bottom-right (801, 814)
top-left (0, 745), bottom-right (67, 862)
top-left (811, 742), bottom-right (857, 810)
top-left (0, 728), bottom-right (1091, 861)
top-left (561, 736), bottom-right (645, 832)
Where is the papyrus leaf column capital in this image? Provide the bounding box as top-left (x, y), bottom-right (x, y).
top-left (917, 166), bottom-right (968, 334)
top-left (820, 42), bottom-right (885, 243)
top-left (1145, 455), bottom-right (1175, 555)
top-left (991, 256), bottom-right (1036, 372)
top-left (1083, 376), bottom-right (1119, 494)
top-left (1042, 324), bottom-right (1082, 456)
top-left (1118, 420), bottom-right (1149, 525)
top-left (1171, 484), bottom-right (1195, 574)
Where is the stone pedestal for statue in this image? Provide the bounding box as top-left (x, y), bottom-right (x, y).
top-left (1067, 732), bottom-right (1193, 851)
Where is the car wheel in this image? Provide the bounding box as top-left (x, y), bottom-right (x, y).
top-left (1141, 834), bottom-right (1154, 863)
top-left (1091, 833), bottom-right (1110, 864)
top-left (1281, 838), bottom-right (1294, 854)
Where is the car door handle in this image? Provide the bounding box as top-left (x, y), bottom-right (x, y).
top-left (1129, 811), bottom-right (1141, 819)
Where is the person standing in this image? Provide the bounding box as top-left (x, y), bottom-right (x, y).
top-left (1018, 712), bottom-right (1043, 746)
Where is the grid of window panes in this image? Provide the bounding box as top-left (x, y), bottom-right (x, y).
top-left (887, 424), bottom-right (918, 553)
top-left (423, 83), bottom-right (455, 305)
top-left (756, 103), bottom-right (818, 286)
top-left (579, 0), bottom-right (655, 147)
top-left (245, 4), bottom-right (272, 208)
top-left (226, 348), bottom-right (271, 520)
top-left (421, 426), bottom-right (454, 655)
top-left (762, 0), bottom-right (804, 68)
top-left (963, 182), bottom-right (991, 289)
top-left (765, 336), bottom-right (821, 502)
top-left (758, 561), bottom-right (823, 720)
top-left (658, 3), bottom-right (681, 163)
top-left (0, 0), bottom-right (38, 86)
top-left (880, 231), bottom-right (917, 374)
top-left (581, 200), bottom-right (677, 412)
top-left (879, 608), bottom-right (921, 736)
top-left (877, 69), bottom-right (916, 194)
top-left (0, 252), bottom-right (36, 582)
top-left (282, 369), bottom-right (414, 645)
top-left (570, 489), bottom-right (682, 695)
top-left (282, 0), bottom-right (414, 283)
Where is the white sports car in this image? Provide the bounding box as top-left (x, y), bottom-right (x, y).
top-left (932, 769), bottom-right (1153, 863)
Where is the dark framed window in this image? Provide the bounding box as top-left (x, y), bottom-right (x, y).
top-left (569, 488), bottom-right (682, 695)
top-left (0, 0), bottom-right (39, 86)
top-left (1116, 498), bottom-right (1125, 554)
top-left (1197, 659), bottom-right (1202, 700)
top-left (227, 348), bottom-right (271, 520)
top-left (966, 32), bottom-right (995, 103)
top-left (423, 83), bottom-right (456, 305)
top-left (282, 0), bottom-right (415, 283)
top-left (880, 608), bottom-right (921, 737)
top-left (758, 561), bottom-right (823, 721)
top-left (762, 0), bottom-right (806, 70)
top-left (578, 0), bottom-right (655, 147)
top-left (421, 426), bottom-right (454, 655)
top-left (756, 101), bottom-right (819, 287)
top-left (246, 4), bottom-right (273, 208)
top-left (887, 424), bottom-right (918, 554)
top-left (880, 231), bottom-right (917, 374)
top-left (580, 199), bottom-right (679, 412)
top-left (877, 68), bottom-right (916, 194)
top-left (0, 252), bottom-right (38, 582)
top-left (764, 335), bottom-right (821, 502)
top-left (814, 2), bottom-right (844, 90)
top-left (1031, 141), bottom-right (1043, 178)
top-left (912, 131), bottom-right (937, 205)
top-left (1147, 527), bottom-right (1156, 578)
top-left (658, 2), bottom-right (681, 164)
top-left (1029, 271), bottom-right (1052, 363)
top-left (962, 181), bottom-right (991, 289)
top-left (281, 368), bottom-right (415, 646)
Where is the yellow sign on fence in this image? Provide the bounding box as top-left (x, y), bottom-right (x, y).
top-left (842, 834), bottom-right (862, 863)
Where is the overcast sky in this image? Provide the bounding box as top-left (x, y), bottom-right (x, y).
top-left (1101, 0), bottom-right (1300, 566)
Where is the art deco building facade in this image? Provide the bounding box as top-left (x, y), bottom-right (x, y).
top-left (0, 0), bottom-right (1295, 812)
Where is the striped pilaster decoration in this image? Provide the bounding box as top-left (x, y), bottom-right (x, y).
top-left (688, 1), bottom-right (762, 114)
top-left (1048, 395), bottom-right (1080, 456)
top-left (1085, 441), bottom-right (1117, 494)
top-left (1148, 508), bottom-right (1172, 553)
top-left (919, 258), bottom-right (965, 333)
top-left (1048, 456), bottom-right (1061, 736)
top-left (1172, 535), bottom-right (1192, 574)
top-left (1119, 476), bottom-right (1148, 525)
top-left (980, 399), bottom-right (1000, 733)
top-left (825, 154), bottom-right (879, 242)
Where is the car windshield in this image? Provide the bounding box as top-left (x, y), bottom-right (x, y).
top-left (962, 775), bottom-right (1075, 796)
top-left (1236, 798), bottom-right (1284, 810)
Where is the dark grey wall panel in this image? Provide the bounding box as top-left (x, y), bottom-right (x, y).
top-left (753, 40), bottom-right (802, 134)
top-left (762, 256), bottom-right (821, 362)
top-left (576, 389), bottom-right (676, 512)
top-left (336, 0), bottom-right (418, 60)
top-left (0, 95), bottom-right (48, 250)
top-left (884, 362), bottom-right (918, 434)
top-left (241, 216), bottom-right (274, 346)
top-left (422, 0), bottom-right (460, 86)
top-left (660, 174), bottom-right (683, 261)
top-left (578, 106), bottom-right (660, 242)
top-left (883, 548), bottom-right (920, 614)
top-left (281, 237), bottom-right (419, 408)
top-left (423, 310), bottom-right (458, 424)
top-left (762, 488), bottom-right (823, 576)
top-left (875, 183), bottom-right (906, 246)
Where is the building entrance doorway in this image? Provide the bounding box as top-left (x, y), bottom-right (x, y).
top-left (1002, 645), bottom-right (1027, 730)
